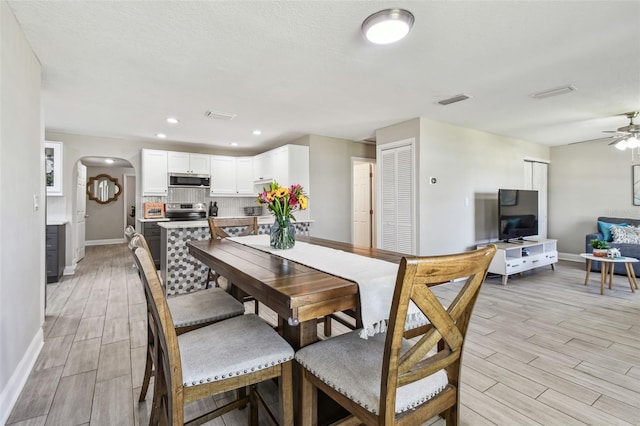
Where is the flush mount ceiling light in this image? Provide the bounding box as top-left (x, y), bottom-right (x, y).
top-left (252, 129), bottom-right (262, 136)
top-left (530, 85), bottom-right (576, 99)
top-left (362, 8), bottom-right (414, 45)
top-left (156, 133), bottom-right (167, 139)
top-left (229, 142), bottom-right (239, 147)
top-left (104, 158), bottom-right (114, 164)
top-left (166, 117), bottom-right (179, 124)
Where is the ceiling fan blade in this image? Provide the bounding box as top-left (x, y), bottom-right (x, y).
top-left (608, 136), bottom-right (628, 146)
top-left (569, 136), bottom-right (614, 145)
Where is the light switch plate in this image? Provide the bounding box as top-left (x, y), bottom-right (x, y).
top-left (33, 194), bottom-right (39, 211)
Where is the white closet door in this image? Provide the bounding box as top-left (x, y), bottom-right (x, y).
top-left (524, 160), bottom-right (548, 238)
top-left (380, 142), bottom-right (414, 254)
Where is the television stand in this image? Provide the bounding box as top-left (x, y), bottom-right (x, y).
top-left (478, 239), bottom-right (558, 285)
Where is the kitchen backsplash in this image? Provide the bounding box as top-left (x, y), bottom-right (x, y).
top-left (142, 188), bottom-right (259, 217)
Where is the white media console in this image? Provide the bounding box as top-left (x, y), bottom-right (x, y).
top-left (478, 239), bottom-right (558, 285)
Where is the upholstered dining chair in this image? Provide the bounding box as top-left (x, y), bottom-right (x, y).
top-left (125, 230), bottom-right (246, 403)
top-left (130, 234), bottom-right (294, 425)
top-left (207, 216), bottom-right (260, 313)
top-left (295, 245), bottom-right (497, 426)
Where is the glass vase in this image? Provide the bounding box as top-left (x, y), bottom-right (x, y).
top-left (270, 217), bottom-right (296, 249)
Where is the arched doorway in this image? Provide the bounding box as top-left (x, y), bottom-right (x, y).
top-left (76, 157), bottom-right (135, 261)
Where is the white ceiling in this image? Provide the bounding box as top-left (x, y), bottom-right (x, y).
top-left (8, 1), bottom-right (640, 151)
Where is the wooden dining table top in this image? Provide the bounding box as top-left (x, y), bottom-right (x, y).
top-left (186, 236), bottom-right (406, 330)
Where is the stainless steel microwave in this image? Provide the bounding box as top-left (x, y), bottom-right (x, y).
top-left (168, 173), bottom-right (210, 188)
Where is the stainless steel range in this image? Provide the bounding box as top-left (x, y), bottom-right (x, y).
top-left (164, 203), bottom-right (207, 221)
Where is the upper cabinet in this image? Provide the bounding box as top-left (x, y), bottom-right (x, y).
top-left (142, 149), bottom-right (168, 196)
top-left (210, 156), bottom-right (254, 196)
top-left (235, 157), bottom-right (254, 195)
top-left (269, 145), bottom-right (310, 190)
top-left (140, 145), bottom-right (308, 199)
top-left (252, 151), bottom-right (274, 182)
top-left (168, 151), bottom-right (210, 175)
top-left (252, 145), bottom-right (309, 191)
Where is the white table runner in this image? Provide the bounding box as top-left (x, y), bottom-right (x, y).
top-left (228, 235), bottom-right (426, 337)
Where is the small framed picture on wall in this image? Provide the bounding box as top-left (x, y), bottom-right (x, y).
top-left (45, 141), bottom-right (63, 196)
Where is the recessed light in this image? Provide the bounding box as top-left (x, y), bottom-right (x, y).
top-left (104, 158), bottom-right (114, 164)
top-left (166, 117), bottom-right (179, 124)
top-left (230, 142), bottom-right (239, 147)
top-left (156, 133), bottom-right (167, 139)
top-left (362, 9), bottom-right (414, 45)
top-left (252, 129), bottom-right (262, 135)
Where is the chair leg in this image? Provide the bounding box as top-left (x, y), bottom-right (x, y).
top-left (138, 349), bottom-right (153, 402)
top-left (254, 300), bottom-right (259, 315)
top-left (324, 315), bottom-right (332, 337)
top-left (249, 385), bottom-right (259, 426)
top-left (443, 404), bottom-right (458, 426)
top-left (280, 362), bottom-right (294, 426)
top-left (298, 368), bottom-right (315, 426)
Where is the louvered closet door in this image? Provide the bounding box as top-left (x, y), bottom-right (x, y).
top-left (380, 143), bottom-right (414, 254)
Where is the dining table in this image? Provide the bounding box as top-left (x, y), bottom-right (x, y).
top-left (186, 235), bottom-right (406, 349)
top-left (186, 235), bottom-right (408, 424)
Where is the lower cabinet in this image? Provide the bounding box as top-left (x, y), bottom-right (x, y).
top-left (140, 221), bottom-right (161, 268)
top-left (46, 224), bottom-right (66, 283)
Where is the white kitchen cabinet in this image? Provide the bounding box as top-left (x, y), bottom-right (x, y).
top-left (210, 155), bottom-right (237, 195)
top-left (210, 156), bottom-right (254, 196)
top-left (253, 151), bottom-right (274, 182)
top-left (168, 151), bottom-right (210, 175)
top-left (252, 145), bottom-right (309, 190)
top-left (235, 157), bottom-right (254, 195)
top-left (142, 149), bottom-right (168, 196)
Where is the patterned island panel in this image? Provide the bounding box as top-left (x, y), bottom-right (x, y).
top-left (160, 222), bottom-right (311, 295)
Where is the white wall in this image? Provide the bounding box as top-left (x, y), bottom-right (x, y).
top-left (377, 117), bottom-right (550, 255)
top-left (0, 3), bottom-right (44, 421)
top-left (549, 141), bottom-right (640, 257)
top-left (305, 135), bottom-right (375, 242)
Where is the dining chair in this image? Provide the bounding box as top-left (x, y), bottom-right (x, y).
top-left (125, 230), bottom-right (246, 403)
top-left (295, 245), bottom-right (497, 426)
top-left (207, 216), bottom-right (260, 314)
top-left (130, 234), bottom-right (294, 425)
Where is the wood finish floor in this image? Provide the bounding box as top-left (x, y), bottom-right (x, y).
top-left (5, 243), bottom-right (640, 426)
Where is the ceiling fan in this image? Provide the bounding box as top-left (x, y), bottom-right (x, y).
top-left (604, 111), bottom-right (640, 150)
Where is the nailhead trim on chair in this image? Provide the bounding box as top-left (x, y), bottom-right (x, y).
top-left (185, 355), bottom-right (294, 387)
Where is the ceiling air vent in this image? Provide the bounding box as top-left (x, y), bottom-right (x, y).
top-left (205, 110), bottom-right (237, 120)
top-left (437, 94), bottom-right (470, 106)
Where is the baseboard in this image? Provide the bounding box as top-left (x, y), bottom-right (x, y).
top-left (559, 252), bottom-right (583, 263)
top-left (0, 328), bottom-right (44, 425)
top-left (85, 238), bottom-right (125, 246)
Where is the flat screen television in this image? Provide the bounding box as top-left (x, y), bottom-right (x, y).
top-left (498, 189), bottom-right (539, 242)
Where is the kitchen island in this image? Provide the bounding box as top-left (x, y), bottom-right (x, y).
top-left (158, 217), bottom-right (312, 295)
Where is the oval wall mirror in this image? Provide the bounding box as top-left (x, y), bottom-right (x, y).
top-left (86, 174), bottom-right (122, 204)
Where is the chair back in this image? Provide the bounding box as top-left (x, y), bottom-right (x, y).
top-left (379, 245), bottom-right (496, 422)
top-left (130, 234), bottom-right (184, 425)
top-left (208, 217), bottom-right (258, 240)
top-left (124, 225), bottom-right (136, 242)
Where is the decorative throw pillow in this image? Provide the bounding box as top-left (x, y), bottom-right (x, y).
top-left (611, 225), bottom-right (640, 244)
top-left (598, 221), bottom-right (628, 242)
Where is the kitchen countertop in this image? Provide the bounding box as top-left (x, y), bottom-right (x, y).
top-left (138, 218), bottom-right (170, 222)
top-left (157, 216), bottom-right (314, 229)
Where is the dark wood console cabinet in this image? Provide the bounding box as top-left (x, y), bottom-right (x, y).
top-left (46, 224), bottom-right (66, 283)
